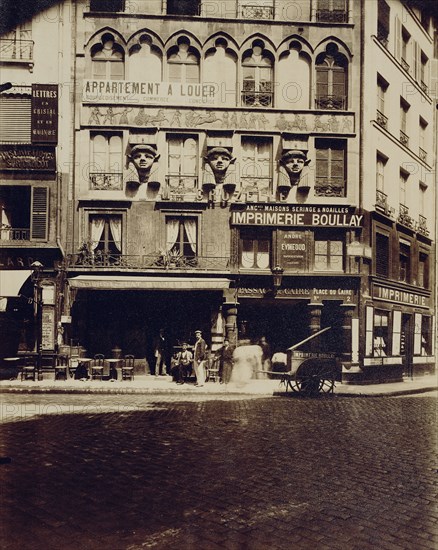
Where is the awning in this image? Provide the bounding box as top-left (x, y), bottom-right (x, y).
top-left (0, 270), bottom-right (32, 297)
top-left (68, 275), bottom-right (231, 291)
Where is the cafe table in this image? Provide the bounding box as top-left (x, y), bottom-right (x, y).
top-left (74, 357), bottom-right (93, 380)
top-left (105, 358), bottom-right (121, 380)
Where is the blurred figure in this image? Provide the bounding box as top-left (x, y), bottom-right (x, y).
top-left (216, 339), bottom-right (235, 384)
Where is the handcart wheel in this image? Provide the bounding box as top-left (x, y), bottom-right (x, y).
top-left (295, 363), bottom-right (335, 397)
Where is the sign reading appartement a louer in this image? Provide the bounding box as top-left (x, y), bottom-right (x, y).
top-left (31, 84), bottom-right (58, 144)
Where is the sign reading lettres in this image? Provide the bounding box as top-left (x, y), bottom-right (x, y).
top-left (31, 84), bottom-right (58, 144)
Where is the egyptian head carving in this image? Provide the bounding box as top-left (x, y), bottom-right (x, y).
top-left (128, 144), bottom-right (160, 184)
top-left (204, 147), bottom-right (235, 185)
top-left (280, 149), bottom-right (310, 180)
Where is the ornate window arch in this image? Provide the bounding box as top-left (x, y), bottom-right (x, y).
top-left (128, 33), bottom-right (162, 81)
top-left (315, 42), bottom-right (348, 110)
top-left (241, 39), bottom-right (274, 107)
top-left (167, 37), bottom-right (200, 84)
top-left (91, 32), bottom-right (125, 80)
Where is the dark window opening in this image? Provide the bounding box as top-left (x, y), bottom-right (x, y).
top-left (375, 233), bottom-right (389, 277)
top-left (167, 0), bottom-right (200, 15)
top-left (315, 139), bottom-right (346, 197)
top-left (89, 0), bottom-right (125, 12)
top-left (399, 241), bottom-right (411, 283)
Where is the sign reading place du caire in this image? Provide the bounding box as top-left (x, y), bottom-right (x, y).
top-left (83, 80), bottom-right (217, 106)
top-left (231, 205), bottom-right (364, 228)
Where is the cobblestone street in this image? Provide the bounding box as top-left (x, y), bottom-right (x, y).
top-left (0, 393), bottom-right (437, 550)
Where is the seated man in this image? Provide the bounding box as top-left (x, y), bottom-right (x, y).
top-left (176, 342), bottom-right (193, 385)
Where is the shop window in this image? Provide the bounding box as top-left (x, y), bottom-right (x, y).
top-left (88, 214), bottom-right (122, 260)
top-left (0, 95), bottom-right (31, 142)
top-left (167, 0), bottom-right (200, 15)
top-left (241, 41), bottom-right (274, 107)
top-left (166, 217), bottom-right (197, 260)
top-left (166, 135), bottom-right (198, 195)
top-left (375, 232), bottom-right (389, 277)
top-left (421, 316), bottom-right (432, 355)
top-left (313, 232), bottom-right (343, 272)
top-left (418, 252), bottom-right (429, 288)
top-left (399, 240), bottom-right (411, 283)
top-left (89, 0), bottom-right (125, 11)
top-left (167, 38), bottom-right (200, 84)
top-left (374, 310), bottom-right (389, 356)
top-left (241, 137), bottom-right (272, 198)
top-left (240, 230), bottom-right (270, 269)
top-left (91, 33), bottom-right (125, 80)
top-left (315, 43), bottom-right (347, 109)
top-left (90, 133), bottom-right (123, 190)
top-left (315, 139), bottom-right (346, 197)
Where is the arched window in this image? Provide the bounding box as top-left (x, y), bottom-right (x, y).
top-left (91, 33), bottom-right (125, 80)
top-left (128, 34), bottom-right (162, 81)
top-left (315, 43), bottom-right (347, 110)
top-left (167, 37), bottom-right (200, 84)
top-left (242, 40), bottom-right (273, 107)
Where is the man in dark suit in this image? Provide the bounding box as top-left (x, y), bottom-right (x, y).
top-left (217, 339), bottom-right (235, 384)
top-left (193, 330), bottom-right (206, 387)
top-left (154, 328), bottom-right (169, 376)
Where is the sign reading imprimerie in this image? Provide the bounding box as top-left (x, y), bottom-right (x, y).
top-left (83, 80), bottom-right (217, 106)
top-left (231, 205), bottom-right (363, 227)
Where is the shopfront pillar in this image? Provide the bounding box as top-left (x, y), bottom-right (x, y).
top-left (223, 301), bottom-right (239, 347)
top-left (339, 303), bottom-right (355, 369)
top-left (307, 302), bottom-right (323, 352)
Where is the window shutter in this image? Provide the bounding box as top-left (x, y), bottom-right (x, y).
top-left (394, 16), bottom-right (401, 60)
top-left (332, 69), bottom-right (346, 97)
top-left (92, 61), bottom-right (107, 80)
top-left (0, 96), bottom-right (31, 142)
top-left (31, 187), bottom-right (48, 241)
top-left (110, 60), bottom-right (124, 80)
top-left (168, 63), bottom-right (181, 83)
top-left (316, 67), bottom-right (329, 97)
top-left (315, 147), bottom-right (329, 183)
top-left (185, 63), bottom-right (199, 84)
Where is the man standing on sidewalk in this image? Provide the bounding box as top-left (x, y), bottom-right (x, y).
top-left (154, 328), bottom-right (169, 376)
top-left (193, 330), bottom-right (206, 387)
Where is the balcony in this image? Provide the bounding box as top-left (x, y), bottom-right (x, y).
top-left (419, 147), bottom-right (427, 163)
top-left (314, 180), bottom-right (346, 197)
top-left (376, 25), bottom-right (389, 48)
top-left (241, 177), bottom-right (272, 201)
top-left (417, 215), bottom-right (429, 237)
top-left (398, 204), bottom-right (414, 229)
top-left (241, 90), bottom-right (273, 107)
top-left (315, 95), bottom-right (346, 110)
top-left (401, 58), bottom-right (410, 73)
top-left (66, 251), bottom-right (230, 271)
top-left (315, 9), bottom-right (348, 23)
top-left (376, 110), bottom-right (388, 130)
top-left (375, 190), bottom-right (394, 217)
top-left (399, 130), bottom-right (409, 148)
top-left (0, 227), bottom-right (30, 241)
top-left (165, 176), bottom-right (199, 201)
top-left (0, 39), bottom-right (34, 62)
top-left (89, 172), bottom-right (123, 190)
top-left (241, 5), bottom-right (274, 19)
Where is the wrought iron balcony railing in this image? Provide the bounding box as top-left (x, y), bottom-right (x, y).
top-left (89, 172), bottom-right (123, 190)
top-left (417, 215), bottom-right (429, 236)
top-left (315, 95), bottom-right (346, 110)
top-left (66, 251), bottom-right (230, 271)
top-left (376, 110), bottom-right (388, 129)
top-left (420, 80), bottom-right (428, 94)
top-left (165, 176), bottom-right (199, 200)
top-left (0, 227), bottom-right (30, 241)
top-left (419, 147), bottom-right (427, 162)
top-left (0, 39), bottom-right (34, 61)
top-left (316, 9), bottom-right (348, 23)
top-left (401, 58), bottom-right (410, 72)
top-left (241, 90), bottom-right (273, 107)
top-left (314, 179), bottom-right (346, 197)
top-left (399, 130), bottom-right (409, 147)
top-left (398, 204), bottom-right (414, 229)
top-left (241, 4), bottom-right (274, 19)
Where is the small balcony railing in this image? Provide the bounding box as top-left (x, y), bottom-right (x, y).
top-left (376, 189), bottom-right (389, 212)
top-left (241, 90), bottom-right (273, 107)
top-left (398, 204), bottom-right (414, 229)
top-left (376, 110), bottom-right (388, 129)
top-left (241, 5), bottom-right (274, 19)
top-left (165, 176), bottom-right (198, 200)
top-left (420, 81), bottom-right (428, 94)
top-left (0, 227), bottom-right (30, 241)
top-left (399, 130), bottom-right (409, 147)
top-left (315, 95), bottom-right (346, 110)
top-left (0, 39), bottom-right (34, 61)
top-left (376, 25), bottom-right (389, 47)
top-left (315, 9), bottom-right (348, 23)
top-left (314, 179), bottom-right (346, 197)
top-left (401, 58), bottom-right (410, 72)
top-left (66, 251), bottom-right (230, 271)
top-left (417, 215), bottom-right (429, 237)
top-left (241, 177), bottom-right (272, 200)
top-left (89, 172), bottom-right (123, 190)
top-left (419, 147), bottom-right (427, 162)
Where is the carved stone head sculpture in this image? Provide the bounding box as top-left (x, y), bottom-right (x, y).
top-left (280, 149), bottom-right (310, 179)
top-left (204, 147), bottom-right (236, 185)
top-left (128, 144), bottom-right (160, 185)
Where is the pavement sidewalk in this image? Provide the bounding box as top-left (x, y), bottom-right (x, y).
top-left (0, 373), bottom-right (436, 397)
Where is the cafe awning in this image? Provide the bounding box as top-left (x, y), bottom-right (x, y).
top-left (68, 275), bottom-right (231, 291)
top-left (0, 270), bottom-right (32, 297)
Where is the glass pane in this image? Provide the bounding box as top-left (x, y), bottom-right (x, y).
top-left (92, 61), bottom-right (107, 79)
top-left (168, 138), bottom-right (181, 174)
top-left (110, 61), bottom-right (124, 80)
top-left (109, 135), bottom-right (122, 171)
top-left (241, 240), bottom-right (255, 268)
top-left (186, 63), bottom-right (199, 83)
top-left (168, 63), bottom-right (181, 83)
top-left (256, 240), bottom-right (270, 269)
top-left (182, 138), bottom-right (197, 176)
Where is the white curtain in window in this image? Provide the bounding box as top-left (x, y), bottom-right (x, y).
top-left (166, 218), bottom-right (179, 251)
top-left (90, 218), bottom-right (105, 250)
top-left (185, 219), bottom-right (197, 253)
top-left (109, 217), bottom-right (122, 252)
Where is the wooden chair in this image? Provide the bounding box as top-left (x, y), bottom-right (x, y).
top-left (54, 354), bottom-right (69, 381)
top-left (20, 355), bottom-right (37, 381)
top-left (91, 354), bottom-right (105, 380)
top-left (121, 355), bottom-right (135, 381)
top-left (205, 355), bottom-right (220, 383)
top-left (69, 344), bottom-right (81, 378)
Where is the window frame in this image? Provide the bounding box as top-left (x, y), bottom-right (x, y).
top-left (374, 229), bottom-right (390, 278)
top-left (313, 230), bottom-right (344, 273)
top-left (239, 228), bottom-right (271, 270)
top-left (165, 214), bottom-right (199, 259)
top-left (241, 42), bottom-right (274, 108)
top-left (314, 138), bottom-right (347, 196)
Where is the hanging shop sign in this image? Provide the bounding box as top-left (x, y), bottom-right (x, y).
top-left (83, 80), bottom-right (216, 106)
top-left (231, 205), bottom-right (363, 227)
top-left (31, 84), bottom-right (58, 144)
top-left (0, 145), bottom-right (56, 171)
top-left (372, 283), bottom-right (430, 309)
top-left (238, 287), bottom-right (354, 301)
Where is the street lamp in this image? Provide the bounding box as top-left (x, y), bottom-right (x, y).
top-left (271, 266), bottom-right (284, 290)
top-left (31, 261), bottom-right (43, 380)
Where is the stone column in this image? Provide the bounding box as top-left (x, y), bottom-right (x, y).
top-left (307, 302), bottom-right (323, 352)
top-left (223, 301), bottom-right (239, 347)
top-left (339, 303), bottom-right (355, 369)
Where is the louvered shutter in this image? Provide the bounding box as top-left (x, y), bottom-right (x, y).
top-left (316, 67), bottom-right (329, 98)
top-left (31, 187), bottom-right (48, 241)
top-left (394, 16), bottom-right (401, 60)
top-left (0, 96), bottom-right (31, 142)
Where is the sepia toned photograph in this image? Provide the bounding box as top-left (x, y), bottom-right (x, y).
top-left (0, 0), bottom-right (437, 548)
